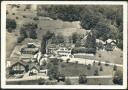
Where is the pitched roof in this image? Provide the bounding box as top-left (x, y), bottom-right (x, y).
top-left (10, 59), bottom-right (28, 67)
top-left (20, 54), bottom-right (34, 59)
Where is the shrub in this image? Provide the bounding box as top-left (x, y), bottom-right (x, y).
top-left (93, 61), bottom-right (95, 65)
top-left (113, 70), bottom-right (123, 85)
top-left (6, 18), bottom-right (17, 32)
top-left (12, 13), bottom-right (15, 15)
top-left (98, 61), bottom-right (101, 66)
top-left (33, 17), bottom-right (39, 20)
top-left (16, 17), bottom-right (19, 19)
top-left (113, 65), bottom-right (117, 71)
top-left (6, 10), bottom-right (9, 15)
top-left (57, 74), bottom-right (65, 82)
top-left (23, 15), bottom-right (26, 18)
top-left (17, 36), bottom-right (25, 43)
top-left (38, 78), bottom-right (46, 85)
top-left (66, 58), bottom-right (70, 63)
top-left (100, 66), bottom-right (103, 71)
top-left (87, 64), bottom-right (91, 70)
top-left (79, 74), bottom-right (87, 84)
top-left (105, 43), bottom-right (113, 51)
top-left (94, 69), bottom-right (99, 76)
top-left (105, 61), bottom-right (110, 66)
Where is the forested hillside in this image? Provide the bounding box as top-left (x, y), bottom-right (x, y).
top-left (37, 5), bottom-right (123, 50)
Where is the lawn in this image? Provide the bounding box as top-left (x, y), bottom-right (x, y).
top-left (59, 62), bottom-right (97, 76)
top-left (95, 49), bottom-right (123, 65)
top-left (58, 62), bottom-right (121, 76)
top-left (6, 32), bottom-right (17, 58)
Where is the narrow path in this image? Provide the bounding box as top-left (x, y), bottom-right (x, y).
top-left (6, 75), bottom-right (113, 82)
top-left (66, 75), bottom-right (113, 79)
top-left (61, 57), bottom-right (123, 67)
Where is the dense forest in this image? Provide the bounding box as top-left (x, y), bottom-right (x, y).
top-left (37, 5), bottom-right (123, 50)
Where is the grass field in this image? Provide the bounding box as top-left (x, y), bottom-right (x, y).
top-left (58, 62), bottom-right (118, 76)
top-left (6, 32), bottom-right (17, 58)
top-left (95, 49), bottom-right (123, 65)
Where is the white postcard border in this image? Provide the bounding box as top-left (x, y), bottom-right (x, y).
top-left (1, 1), bottom-right (127, 89)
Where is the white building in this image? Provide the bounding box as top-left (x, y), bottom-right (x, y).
top-left (57, 47), bottom-right (71, 57)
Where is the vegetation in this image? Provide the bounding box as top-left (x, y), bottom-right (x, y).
top-left (113, 70), bottom-right (123, 85)
top-left (113, 65), bottom-right (117, 71)
top-left (66, 58), bottom-right (70, 63)
top-left (38, 5), bottom-right (123, 50)
top-left (84, 32), bottom-right (96, 51)
top-left (17, 23), bottom-right (37, 43)
top-left (72, 32), bottom-right (81, 44)
top-left (47, 58), bottom-right (60, 80)
top-left (79, 74), bottom-right (87, 84)
top-left (98, 61), bottom-right (101, 66)
top-left (6, 18), bottom-right (17, 32)
top-left (87, 64), bottom-right (91, 70)
top-left (100, 66), bottom-right (103, 71)
top-left (33, 17), bottom-right (39, 21)
top-left (38, 78), bottom-right (46, 85)
top-left (94, 69), bottom-right (99, 76)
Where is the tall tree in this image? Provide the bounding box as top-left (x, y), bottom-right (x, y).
top-left (6, 18), bottom-right (17, 32)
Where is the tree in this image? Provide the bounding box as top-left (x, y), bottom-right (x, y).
top-left (47, 59), bottom-right (59, 80)
top-left (105, 43), bottom-right (113, 51)
top-left (113, 70), bottom-right (123, 85)
top-left (94, 20), bottom-right (111, 41)
top-left (66, 58), bottom-right (70, 63)
top-left (29, 29), bottom-right (37, 39)
top-left (42, 60), bottom-right (47, 66)
top-left (79, 74), bottom-right (87, 84)
top-left (113, 65), bottom-right (117, 71)
top-left (87, 64), bottom-right (91, 70)
top-left (38, 78), bottom-right (46, 85)
top-left (94, 69), bottom-right (99, 76)
top-left (72, 32), bottom-right (80, 44)
top-left (84, 31), bottom-right (96, 53)
top-left (17, 36), bottom-right (25, 43)
top-left (20, 23), bottom-right (37, 39)
top-left (100, 66), bottom-right (103, 71)
top-left (98, 61), bottom-right (101, 66)
top-left (96, 42), bottom-right (104, 50)
top-left (6, 18), bottom-right (17, 32)
top-left (93, 61), bottom-right (95, 65)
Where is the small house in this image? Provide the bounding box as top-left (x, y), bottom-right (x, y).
top-left (9, 60), bottom-right (28, 75)
top-left (20, 54), bottom-right (34, 62)
top-left (57, 47), bottom-right (71, 57)
top-left (20, 43), bottom-right (39, 55)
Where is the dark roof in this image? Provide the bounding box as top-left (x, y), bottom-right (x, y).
top-left (11, 60), bottom-right (28, 67)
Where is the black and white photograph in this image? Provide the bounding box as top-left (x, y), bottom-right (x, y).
top-left (1, 1), bottom-right (127, 89)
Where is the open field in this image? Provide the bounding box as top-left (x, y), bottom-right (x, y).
top-left (6, 32), bottom-right (17, 58)
top-left (95, 49), bottom-right (123, 65)
top-left (58, 62), bottom-right (118, 76)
